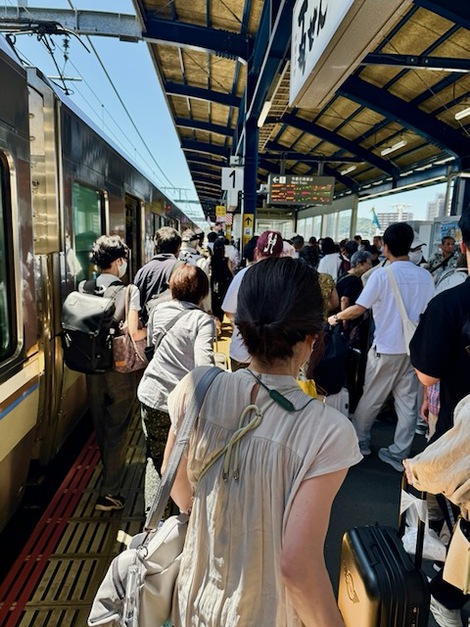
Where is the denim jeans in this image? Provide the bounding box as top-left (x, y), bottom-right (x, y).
top-left (87, 370), bottom-right (136, 496)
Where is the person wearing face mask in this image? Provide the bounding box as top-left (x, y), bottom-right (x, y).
top-left (409, 232), bottom-right (427, 266)
top-left (79, 235), bottom-right (146, 512)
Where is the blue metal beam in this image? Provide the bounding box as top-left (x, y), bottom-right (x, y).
top-left (175, 117), bottom-right (233, 138)
top-left (182, 139), bottom-right (228, 159)
top-left (412, 0), bottom-right (470, 31)
top-left (363, 53), bottom-right (470, 72)
top-left (233, 0), bottom-right (295, 158)
top-left (185, 154), bottom-right (225, 168)
top-left (276, 113), bottom-right (399, 177)
top-left (165, 82), bottom-right (241, 108)
top-left (309, 23), bottom-right (459, 162)
top-left (339, 76), bottom-right (470, 157)
top-left (143, 14), bottom-right (251, 62)
top-left (246, 0), bottom-right (294, 121)
top-left (357, 163), bottom-right (453, 198)
top-left (189, 164), bottom-right (222, 178)
top-left (193, 178), bottom-right (221, 188)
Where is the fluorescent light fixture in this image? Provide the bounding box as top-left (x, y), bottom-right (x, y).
top-left (380, 139), bottom-right (407, 156)
top-left (258, 101), bottom-right (272, 128)
top-left (455, 106), bottom-right (470, 121)
top-left (434, 156), bottom-right (455, 165)
top-left (340, 165), bottom-right (357, 176)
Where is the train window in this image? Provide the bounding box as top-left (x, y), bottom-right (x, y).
top-left (72, 182), bottom-right (103, 281)
top-left (0, 163), bottom-right (13, 359)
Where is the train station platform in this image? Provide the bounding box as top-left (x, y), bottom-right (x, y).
top-left (0, 323), bottom-right (464, 626)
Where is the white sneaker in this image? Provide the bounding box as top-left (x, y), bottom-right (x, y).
top-left (430, 595), bottom-right (463, 627)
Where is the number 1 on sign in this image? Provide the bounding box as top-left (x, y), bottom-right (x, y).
top-left (221, 167), bottom-right (243, 192)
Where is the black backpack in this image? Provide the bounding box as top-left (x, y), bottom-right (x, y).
top-left (309, 325), bottom-right (350, 395)
top-left (143, 260), bottom-right (186, 322)
top-left (61, 279), bottom-right (125, 374)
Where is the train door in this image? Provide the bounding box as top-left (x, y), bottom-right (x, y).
top-left (125, 194), bottom-right (142, 279)
top-left (27, 80), bottom-right (67, 467)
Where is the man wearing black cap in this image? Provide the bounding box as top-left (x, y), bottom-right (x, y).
top-left (222, 230), bottom-right (283, 371)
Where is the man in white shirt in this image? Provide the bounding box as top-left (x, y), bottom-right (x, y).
top-left (222, 230), bottom-right (283, 370)
top-left (328, 223), bottom-right (435, 471)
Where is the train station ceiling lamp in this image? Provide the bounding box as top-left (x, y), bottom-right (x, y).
top-left (258, 101), bottom-right (273, 128)
top-left (380, 138), bottom-right (407, 156)
top-left (455, 106), bottom-right (470, 121)
top-left (340, 165), bottom-right (357, 175)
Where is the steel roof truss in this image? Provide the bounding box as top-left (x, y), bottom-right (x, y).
top-left (165, 82), bottom-right (241, 108)
top-left (363, 53), bottom-right (470, 73)
top-left (143, 14), bottom-right (251, 63)
top-left (412, 0), bottom-right (470, 31)
top-left (340, 76), bottom-right (469, 157)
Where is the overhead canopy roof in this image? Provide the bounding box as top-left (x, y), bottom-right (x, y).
top-left (133, 0), bottom-right (470, 219)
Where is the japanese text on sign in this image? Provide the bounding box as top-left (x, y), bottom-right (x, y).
top-left (268, 174), bottom-right (335, 206)
top-left (290, 0), bottom-right (354, 104)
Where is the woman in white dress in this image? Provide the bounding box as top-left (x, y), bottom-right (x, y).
top-left (163, 257), bottom-right (362, 626)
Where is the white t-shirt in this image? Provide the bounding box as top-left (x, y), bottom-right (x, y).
top-left (221, 265), bottom-right (251, 363)
top-left (79, 274), bottom-right (141, 311)
top-left (356, 260), bottom-right (434, 354)
top-left (318, 253), bottom-right (341, 281)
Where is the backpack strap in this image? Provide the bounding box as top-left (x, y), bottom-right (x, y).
top-left (144, 366), bottom-right (224, 531)
top-left (82, 279), bottom-right (97, 295)
top-left (102, 281), bottom-right (127, 325)
top-left (385, 267), bottom-right (409, 324)
top-left (150, 308), bottom-right (194, 352)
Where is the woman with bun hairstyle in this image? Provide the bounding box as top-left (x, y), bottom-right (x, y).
top-left (162, 257), bottom-right (362, 626)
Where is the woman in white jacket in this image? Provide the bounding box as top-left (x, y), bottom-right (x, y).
top-left (138, 264), bottom-right (215, 511)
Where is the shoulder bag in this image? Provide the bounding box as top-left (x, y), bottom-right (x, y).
top-left (442, 517), bottom-right (470, 593)
top-left (113, 285), bottom-right (148, 373)
top-left (385, 267), bottom-right (417, 356)
top-left (88, 366), bottom-right (224, 627)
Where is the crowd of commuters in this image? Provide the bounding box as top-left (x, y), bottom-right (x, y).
top-left (82, 218), bottom-right (469, 626)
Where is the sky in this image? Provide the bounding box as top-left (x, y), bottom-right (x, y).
top-left (5, 0), bottom-right (208, 226)
top-left (358, 181), bottom-right (447, 221)
top-left (3, 1), bottom-right (449, 229)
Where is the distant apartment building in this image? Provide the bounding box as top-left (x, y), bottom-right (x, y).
top-left (427, 193), bottom-right (445, 220)
top-left (377, 211), bottom-right (413, 230)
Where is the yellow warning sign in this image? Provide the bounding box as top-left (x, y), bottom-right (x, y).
top-left (215, 205), bottom-right (226, 217)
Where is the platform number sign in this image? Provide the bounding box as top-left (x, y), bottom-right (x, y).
top-left (221, 167), bottom-right (244, 193)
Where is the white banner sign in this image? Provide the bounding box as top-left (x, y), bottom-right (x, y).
top-left (290, 0), bottom-right (354, 105)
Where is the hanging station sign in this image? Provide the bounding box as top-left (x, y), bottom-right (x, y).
top-left (290, 0), bottom-right (412, 109)
top-left (268, 174), bottom-right (335, 205)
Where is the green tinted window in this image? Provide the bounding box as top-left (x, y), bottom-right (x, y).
top-left (72, 182), bottom-right (102, 281)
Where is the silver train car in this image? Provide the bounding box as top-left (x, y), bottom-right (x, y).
top-left (0, 37), bottom-right (195, 532)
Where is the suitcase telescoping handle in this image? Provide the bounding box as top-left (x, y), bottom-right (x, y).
top-left (398, 474), bottom-right (427, 569)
